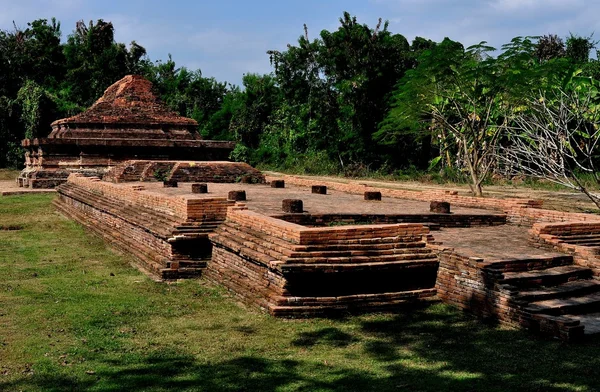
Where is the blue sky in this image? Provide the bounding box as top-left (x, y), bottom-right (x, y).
top-left (1, 0), bottom-right (598, 86)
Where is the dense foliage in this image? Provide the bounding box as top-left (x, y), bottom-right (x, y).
top-left (2, 14), bottom-right (600, 198)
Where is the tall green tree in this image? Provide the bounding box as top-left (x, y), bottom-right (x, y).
top-left (229, 73), bottom-right (281, 148)
top-left (267, 13), bottom-right (413, 170)
top-left (62, 20), bottom-right (147, 109)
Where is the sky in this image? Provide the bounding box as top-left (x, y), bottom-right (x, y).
top-left (1, 0), bottom-right (599, 86)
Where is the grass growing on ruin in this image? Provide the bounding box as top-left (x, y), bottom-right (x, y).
top-left (2, 194), bottom-right (600, 391)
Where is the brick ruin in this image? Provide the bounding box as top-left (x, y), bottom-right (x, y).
top-left (18, 75), bottom-right (236, 188)
top-left (40, 76), bottom-right (600, 341)
top-left (51, 168), bottom-right (600, 341)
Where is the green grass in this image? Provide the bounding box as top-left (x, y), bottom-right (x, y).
top-left (2, 195), bottom-right (600, 391)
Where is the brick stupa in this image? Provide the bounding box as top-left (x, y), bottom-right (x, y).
top-left (18, 75), bottom-right (235, 188)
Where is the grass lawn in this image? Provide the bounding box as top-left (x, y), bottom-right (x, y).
top-left (1, 195), bottom-right (600, 391)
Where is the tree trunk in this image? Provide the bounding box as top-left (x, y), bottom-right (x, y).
top-left (579, 185), bottom-right (600, 210)
top-left (463, 136), bottom-right (483, 197)
top-left (469, 180), bottom-right (483, 197)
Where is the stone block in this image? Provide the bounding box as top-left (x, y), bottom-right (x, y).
top-left (364, 191), bottom-right (381, 201)
top-left (311, 185), bottom-right (327, 194)
top-left (430, 201), bottom-right (451, 214)
top-left (228, 190), bottom-right (247, 201)
top-left (163, 180), bottom-right (178, 188)
top-left (192, 183), bottom-right (208, 194)
top-left (271, 180), bottom-right (285, 188)
top-left (282, 199), bottom-right (303, 213)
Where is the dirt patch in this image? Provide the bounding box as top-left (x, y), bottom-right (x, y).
top-left (0, 180), bottom-right (56, 196)
top-left (0, 169), bottom-right (20, 181)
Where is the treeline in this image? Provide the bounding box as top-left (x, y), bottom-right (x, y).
top-left (2, 13), bottom-right (600, 196)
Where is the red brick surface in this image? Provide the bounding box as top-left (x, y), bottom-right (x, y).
top-left (51, 171), bottom-right (600, 336)
top-left (18, 75), bottom-right (237, 188)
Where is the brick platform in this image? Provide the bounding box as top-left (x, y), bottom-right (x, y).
top-left (54, 174), bottom-right (235, 279)
top-left (208, 208), bottom-right (439, 316)
top-left (51, 171), bottom-right (600, 338)
top-left (432, 226), bottom-right (600, 341)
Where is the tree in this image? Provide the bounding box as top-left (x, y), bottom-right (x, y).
top-left (566, 34), bottom-right (596, 63)
top-left (266, 13), bottom-right (414, 170)
top-left (16, 79), bottom-right (58, 139)
top-left (500, 76), bottom-right (600, 209)
top-left (62, 20), bottom-right (148, 108)
top-left (535, 34), bottom-right (565, 62)
top-left (229, 73), bottom-right (281, 148)
top-left (379, 39), bottom-right (507, 196)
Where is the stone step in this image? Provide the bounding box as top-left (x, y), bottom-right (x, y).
top-left (556, 234), bottom-right (600, 241)
top-left (561, 239), bottom-right (600, 246)
top-left (565, 313), bottom-right (600, 335)
top-left (486, 255), bottom-right (574, 273)
top-left (501, 265), bottom-right (593, 288)
top-left (512, 280), bottom-right (600, 303)
top-left (525, 292), bottom-right (600, 316)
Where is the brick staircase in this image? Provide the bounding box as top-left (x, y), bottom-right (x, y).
top-left (103, 161), bottom-right (150, 182)
top-left (437, 249), bottom-right (600, 340)
top-left (209, 209), bottom-right (440, 316)
top-left (494, 256), bottom-right (600, 338)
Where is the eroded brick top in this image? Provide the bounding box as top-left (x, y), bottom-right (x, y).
top-left (50, 75), bottom-right (198, 139)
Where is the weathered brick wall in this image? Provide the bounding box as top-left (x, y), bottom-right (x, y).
top-left (206, 246), bottom-right (287, 312)
top-left (54, 176), bottom-right (217, 280)
top-left (274, 213), bottom-right (506, 228)
top-left (104, 160), bottom-right (265, 184)
top-left (67, 174), bottom-right (234, 223)
top-left (434, 249), bottom-right (519, 326)
top-left (507, 207), bottom-right (600, 225)
top-left (54, 191), bottom-right (174, 277)
top-left (69, 174), bottom-right (189, 219)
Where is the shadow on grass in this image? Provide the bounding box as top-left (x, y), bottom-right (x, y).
top-left (292, 327), bottom-right (359, 348)
top-left (3, 303), bottom-right (600, 391)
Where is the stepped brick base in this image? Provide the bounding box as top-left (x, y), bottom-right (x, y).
top-left (433, 245), bottom-right (592, 341)
top-left (49, 171), bottom-right (600, 338)
top-left (54, 174), bottom-right (234, 280)
top-left (531, 222), bottom-right (600, 276)
top-left (208, 208), bottom-right (439, 316)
